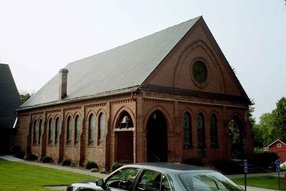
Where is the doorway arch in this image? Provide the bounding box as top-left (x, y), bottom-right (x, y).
top-left (147, 110), bottom-right (168, 162)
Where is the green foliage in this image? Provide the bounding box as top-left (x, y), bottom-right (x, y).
top-left (251, 151), bottom-right (278, 169)
top-left (19, 90), bottom-right (32, 103)
top-left (253, 97), bottom-right (286, 147)
top-left (62, 159), bottom-right (72, 166)
top-left (111, 162), bottom-right (123, 172)
top-left (214, 158), bottom-right (243, 174)
top-left (84, 160), bottom-right (98, 170)
top-left (25, 153), bottom-right (38, 161)
top-left (0, 159), bottom-right (96, 191)
top-left (11, 145), bottom-right (25, 159)
top-left (41, 156), bottom-right (54, 163)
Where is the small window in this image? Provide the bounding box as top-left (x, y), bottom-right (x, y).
top-left (277, 143), bottom-right (282, 148)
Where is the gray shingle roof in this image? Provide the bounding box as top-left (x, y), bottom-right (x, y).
top-left (20, 16), bottom-right (201, 109)
top-left (0, 64), bottom-right (21, 128)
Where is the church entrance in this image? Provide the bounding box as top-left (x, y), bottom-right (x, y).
top-left (147, 110), bottom-right (168, 162)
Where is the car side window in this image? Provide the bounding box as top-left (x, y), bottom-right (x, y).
top-left (135, 170), bottom-right (171, 191)
top-left (105, 167), bottom-right (139, 190)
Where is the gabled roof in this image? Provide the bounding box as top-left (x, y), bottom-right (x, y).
top-left (267, 139), bottom-right (286, 148)
top-left (20, 16), bottom-right (201, 109)
top-left (0, 64), bottom-right (21, 128)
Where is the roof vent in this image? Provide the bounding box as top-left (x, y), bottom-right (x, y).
top-left (59, 68), bottom-right (68, 99)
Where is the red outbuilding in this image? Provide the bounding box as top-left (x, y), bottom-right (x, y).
top-left (267, 139), bottom-right (286, 163)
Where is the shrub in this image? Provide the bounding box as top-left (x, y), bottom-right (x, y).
top-left (62, 159), bottom-right (72, 166)
top-left (25, 154), bottom-right (38, 161)
top-left (84, 161), bottom-right (98, 170)
top-left (214, 158), bottom-right (243, 174)
top-left (111, 162), bottom-right (123, 172)
top-left (41, 156), bottom-right (54, 163)
top-left (250, 151), bottom-right (278, 169)
top-left (11, 145), bottom-right (25, 159)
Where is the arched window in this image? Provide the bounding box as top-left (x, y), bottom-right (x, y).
top-left (183, 112), bottom-right (192, 148)
top-left (38, 119), bottom-right (43, 145)
top-left (74, 115), bottom-right (81, 144)
top-left (48, 118), bottom-right (53, 144)
top-left (33, 120), bottom-right (37, 145)
top-left (210, 114), bottom-right (218, 148)
top-left (67, 116), bottom-right (72, 144)
top-left (55, 117), bottom-right (60, 145)
top-left (88, 114), bottom-right (95, 145)
top-left (197, 113), bottom-right (205, 148)
top-left (98, 113), bottom-right (106, 144)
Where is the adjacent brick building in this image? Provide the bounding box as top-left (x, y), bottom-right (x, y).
top-left (15, 16), bottom-right (254, 169)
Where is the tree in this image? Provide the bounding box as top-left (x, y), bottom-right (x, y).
top-left (273, 97), bottom-right (286, 139)
top-left (253, 97), bottom-right (286, 147)
top-left (19, 90), bottom-right (32, 103)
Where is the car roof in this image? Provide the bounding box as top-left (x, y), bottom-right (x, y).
top-left (121, 162), bottom-right (212, 174)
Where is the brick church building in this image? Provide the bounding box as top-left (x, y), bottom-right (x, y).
top-left (15, 16), bottom-right (254, 169)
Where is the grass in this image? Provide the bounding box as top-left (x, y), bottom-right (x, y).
top-left (0, 159), bottom-right (98, 191)
top-left (231, 175), bottom-right (286, 191)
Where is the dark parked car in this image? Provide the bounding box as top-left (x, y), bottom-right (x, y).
top-left (66, 162), bottom-right (243, 191)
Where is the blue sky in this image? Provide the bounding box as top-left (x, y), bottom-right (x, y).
top-left (0, 0), bottom-right (285, 121)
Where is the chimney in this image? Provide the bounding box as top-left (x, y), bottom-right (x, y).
top-left (59, 68), bottom-right (68, 99)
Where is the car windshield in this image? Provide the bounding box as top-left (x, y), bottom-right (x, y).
top-left (178, 171), bottom-right (243, 191)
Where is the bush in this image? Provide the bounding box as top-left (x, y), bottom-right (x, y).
top-left (84, 161), bottom-right (98, 170)
top-left (111, 162), bottom-right (123, 172)
top-left (214, 158), bottom-right (243, 174)
top-left (183, 157), bottom-right (204, 166)
top-left (62, 159), bottom-right (72, 166)
top-left (25, 154), bottom-right (38, 161)
top-left (11, 145), bottom-right (25, 159)
top-left (250, 151), bottom-right (278, 169)
top-left (41, 156), bottom-right (54, 163)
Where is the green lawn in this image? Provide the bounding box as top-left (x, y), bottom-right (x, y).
top-left (0, 159), bottom-right (98, 191)
top-left (231, 176), bottom-right (286, 191)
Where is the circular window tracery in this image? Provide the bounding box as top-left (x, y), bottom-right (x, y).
top-left (191, 60), bottom-right (209, 88)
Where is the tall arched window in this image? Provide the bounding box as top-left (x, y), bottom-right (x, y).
top-left (210, 114), bottom-right (218, 148)
top-left (98, 113), bottom-right (106, 144)
top-left (88, 114), bottom-right (95, 145)
top-left (38, 119), bottom-right (42, 145)
top-left (48, 118), bottom-right (53, 144)
top-left (183, 112), bottom-right (192, 148)
top-left (197, 113), bottom-right (205, 148)
top-left (67, 116), bottom-right (72, 144)
top-left (74, 115), bottom-right (81, 144)
top-left (33, 120), bottom-right (37, 145)
top-left (55, 117), bottom-right (60, 145)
